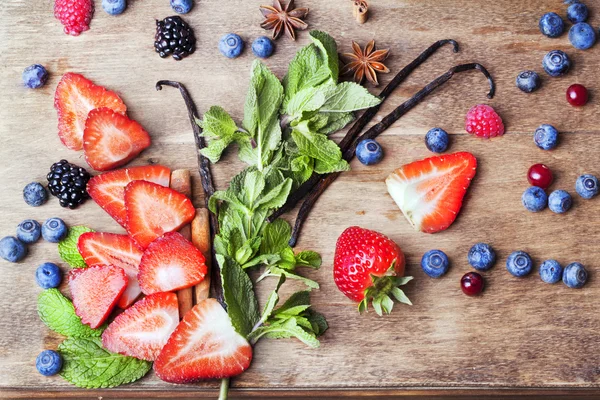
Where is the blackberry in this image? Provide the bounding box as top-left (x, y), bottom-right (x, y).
top-left (154, 16), bottom-right (196, 61)
top-left (46, 160), bottom-right (91, 209)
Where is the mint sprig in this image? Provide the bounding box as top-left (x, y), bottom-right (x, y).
top-left (58, 337), bottom-right (151, 389)
top-left (58, 226), bottom-right (94, 268)
top-left (38, 289), bottom-right (104, 338)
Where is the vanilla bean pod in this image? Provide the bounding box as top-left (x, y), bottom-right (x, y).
top-left (268, 39), bottom-right (459, 222)
top-left (155, 80), bottom-right (223, 302)
top-left (288, 62), bottom-right (495, 247)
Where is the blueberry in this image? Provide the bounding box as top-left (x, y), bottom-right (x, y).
top-left (102, 0), bottom-right (126, 15)
top-left (569, 23), bottom-right (597, 50)
top-left (252, 36), bottom-right (275, 59)
top-left (539, 259), bottom-right (563, 284)
top-left (575, 174), bottom-right (599, 199)
top-left (0, 236), bottom-right (27, 263)
top-left (539, 12), bottom-right (565, 38)
top-left (355, 139), bottom-right (383, 165)
top-left (23, 182), bottom-right (48, 207)
top-left (36, 350), bottom-right (62, 376)
top-left (170, 0), bottom-right (192, 14)
top-left (219, 33), bottom-right (244, 59)
top-left (42, 218), bottom-right (68, 243)
top-left (542, 50), bottom-right (571, 77)
top-left (35, 263), bottom-right (62, 289)
top-left (16, 219), bottom-right (42, 244)
top-left (567, 3), bottom-right (589, 23)
top-left (522, 186), bottom-right (548, 212)
top-left (468, 243), bottom-right (496, 271)
top-left (548, 190), bottom-right (572, 213)
top-left (22, 64), bottom-right (48, 89)
top-left (425, 128), bottom-right (449, 153)
top-left (563, 262), bottom-right (588, 288)
top-left (506, 251), bottom-right (533, 277)
top-left (534, 124), bottom-right (559, 150)
top-left (516, 70), bottom-right (541, 93)
top-left (420, 250), bottom-right (449, 278)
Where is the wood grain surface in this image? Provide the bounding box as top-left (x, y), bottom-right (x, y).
top-left (1, 0), bottom-right (600, 397)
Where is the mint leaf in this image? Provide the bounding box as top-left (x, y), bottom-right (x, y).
top-left (242, 61), bottom-right (284, 170)
top-left (319, 82), bottom-right (381, 113)
top-left (310, 112), bottom-right (355, 135)
top-left (305, 309), bottom-right (328, 336)
top-left (283, 44), bottom-right (329, 107)
top-left (259, 266), bottom-right (320, 289)
top-left (254, 178), bottom-right (293, 211)
top-left (260, 219), bottom-right (292, 254)
top-left (218, 255), bottom-right (260, 338)
top-left (310, 30), bottom-right (339, 82)
top-left (58, 337), bottom-right (151, 389)
top-left (38, 289), bottom-right (104, 338)
top-left (249, 317), bottom-right (321, 348)
top-left (258, 275), bottom-right (286, 326)
top-left (198, 106), bottom-right (249, 163)
top-left (285, 86), bottom-right (328, 119)
top-left (58, 226), bottom-right (94, 268)
top-left (291, 121), bottom-right (349, 174)
top-left (295, 251), bottom-right (322, 269)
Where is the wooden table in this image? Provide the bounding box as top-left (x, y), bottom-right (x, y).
top-left (1, 0), bottom-right (600, 398)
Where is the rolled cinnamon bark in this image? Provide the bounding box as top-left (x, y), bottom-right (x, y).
top-left (192, 208), bottom-right (212, 303)
top-left (353, 0), bottom-right (369, 24)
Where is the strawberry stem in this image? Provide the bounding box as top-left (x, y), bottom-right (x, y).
top-left (358, 265), bottom-right (413, 316)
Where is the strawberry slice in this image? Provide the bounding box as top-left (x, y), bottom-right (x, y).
top-left (138, 231), bottom-right (207, 295)
top-left (124, 181), bottom-right (196, 249)
top-left (68, 265), bottom-right (127, 329)
top-left (154, 298), bottom-right (253, 383)
top-left (78, 232), bottom-right (144, 308)
top-left (83, 108), bottom-right (151, 171)
top-left (101, 292), bottom-right (179, 361)
top-left (55, 73), bottom-right (127, 150)
top-left (385, 152), bottom-right (477, 234)
top-left (87, 165), bottom-right (171, 227)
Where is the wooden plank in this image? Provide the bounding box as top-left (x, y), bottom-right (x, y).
top-left (1, 0), bottom-right (600, 397)
top-left (170, 169), bottom-right (194, 317)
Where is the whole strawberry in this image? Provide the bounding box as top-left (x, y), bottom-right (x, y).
top-left (54, 0), bottom-right (94, 36)
top-left (333, 226), bottom-right (412, 315)
top-left (465, 104), bottom-right (505, 138)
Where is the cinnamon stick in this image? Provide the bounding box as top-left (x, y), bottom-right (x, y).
top-left (192, 208), bottom-right (212, 303)
top-left (288, 63), bottom-right (496, 247)
top-left (170, 169), bottom-right (194, 317)
top-left (353, 0), bottom-right (369, 24)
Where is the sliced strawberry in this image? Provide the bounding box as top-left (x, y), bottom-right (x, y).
top-left (138, 231), bottom-right (206, 295)
top-left (101, 292), bottom-right (179, 361)
top-left (125, 181), bottom-right (196, 249)
top-left (78, 232), bottom-right (144, 308)
top-left (68, 265), bottom-right (127, 329)
top-left (83, 108), bottom-right (151, 171)
top-left (385, 152), bottom-right (477, 234)
top-left (154, 298), bottom-right (253, 383)
top-left (55, 73), bottom-right (127, 150)
top-left (87, 165), bottom-right (171, 227)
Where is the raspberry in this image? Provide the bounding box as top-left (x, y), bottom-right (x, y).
top-left (465, 104), bottom-right (505, 138)
top-left (54, 0), bottom-right (94, 36)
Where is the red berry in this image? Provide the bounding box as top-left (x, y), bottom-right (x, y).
top-left (566, 84), bottom-right (588, 107)
top-left (527, 164), bottom-right (554, 189)
top-left (461, 272), bottom-right (484, 296)
top-left (465, 104), bottom-right (505, 138)
top-left (54, 0), bottom-right (94, 36)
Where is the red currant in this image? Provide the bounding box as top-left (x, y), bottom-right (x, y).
top-left (527, 164), bottom-right (553, 189)
top-left (566, 84), bottom-right (588, 107)
top-left (461, 272), bottom-right (484, 296)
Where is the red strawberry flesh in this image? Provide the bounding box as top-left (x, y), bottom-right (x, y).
top-left (83, 108), bottom-right (151, 171)
top-left (101, 292), bottom-right (179, 361)
top-left (154, 298), bottom-right (253, 383)
top-left (87, 165), bottom-right (171, 228)
top-left (124, 180), bottom-right (195, 249)
top-left (68, 265), bottom-right (127, 329)
top-left (54, 73), bottom-right (126, 150)
top-left (78, 232), bottom-right (144, 308)
top-left (138, 231), bottom-right (207, 295)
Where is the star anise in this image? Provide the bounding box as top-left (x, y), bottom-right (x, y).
top-left (341, 40), bottom-right (390, 86)
top-left (260, 0), bottom-right (309, 41)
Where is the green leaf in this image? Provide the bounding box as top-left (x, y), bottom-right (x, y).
top-left (58, 337), bottom-right (151, 389)
top-left (295, 251), bottom-right (322, 269)
top-left (275, 291), bottom-right (311, 314)
top-left (198, 106), bottom-right (249, 163)
top-left (285, 86), bottom-right (328, 119)
top-left (319, 82), bottom-right (381, 113)
top-left (310, 30), bottom-right (339, 82)
top-left (310, 112), bottom-right (355, 135)
top-left (305, 309), bottom-right (328, 336)
top-left (260, 219), bottom-right (292, 254)
top-left (262, 267), bottom-right (320, 289)
top-left (218, 255), bottom-right (260, 338)
top-left (258, 275), bottom-right (286, 326)
top-left (242, 170), bottom-right (266, 207)
top-left (38, 289), bottom-right (104, 338)
top-left (58, 226), bottom-right (94, 268)
top-left (254, 178), bottom-right (293, 211)
top-left (283, 44), bottom-right (329, 107)
top-left (291, 121), bottom-right (349, 174)
top-left (241, 253), bottom-right (281, 269)
top-left (250, 318), bottom-right (320, 348)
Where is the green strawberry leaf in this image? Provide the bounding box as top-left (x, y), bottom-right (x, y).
top-left (37, 289), bottom-right (104, 338)
top-left (58, 226), bottom-right (94, 268)
top-left (58, 337), bottom-right (151, 389)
